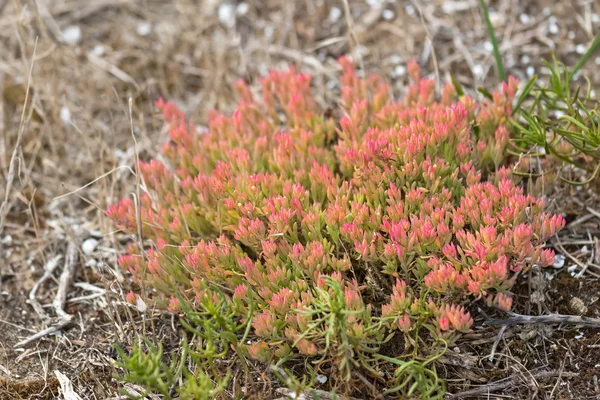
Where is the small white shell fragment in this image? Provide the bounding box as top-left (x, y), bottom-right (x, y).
top-left (62, 26), bottom-right (82, 45)
top-left (526, 66), bottom-right (535, 77)
top-left (136, 296), bottom-right (147, 313)
top-left (552, 254), bottom-right (565, 268)
top-left (236, 3), bottom-right (249, 16)
top-left (136, 22), bottom-right (152, 37)
top-left (575, 44), bottom-right (587, 55)
top-left (92, 45), bottom-right (105, 57)
top-left (60, 106), bottom-right (71, 125)
top-left (218, 3), bottom-right (236, 28)
top-left (328, 7), bottom-right (342, 23)
top-left (383, 9), bottom-right (395, 20)
top-left (81, 238), bottom-right (99, 255)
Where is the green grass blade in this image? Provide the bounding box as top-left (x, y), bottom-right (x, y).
top-left (513, 75), bottom-right (537, 114)
top-left (479, 0), bottom-right (507, 82)
top-left (570, 33), bottom-right (600, 82)
top-left (450, 75), bottom-right (465, 98)
top-left (478, 87), bottom-right (493, 100)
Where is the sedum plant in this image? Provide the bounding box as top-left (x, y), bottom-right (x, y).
top-left (109, 58), bottom-right (564, 398)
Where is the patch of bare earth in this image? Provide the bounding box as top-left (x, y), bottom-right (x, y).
top-left (0, 0), bottom-right (599, 398)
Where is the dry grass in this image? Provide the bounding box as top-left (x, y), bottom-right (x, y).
top-left (0, 0), bottom-right (599, 398)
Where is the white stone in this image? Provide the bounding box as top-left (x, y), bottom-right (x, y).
top-left (519, 13), bottom-right (530, 24)
top-left (575, 44), bottom-right (587, 54)
top-left (328, 7), bottom-right (342, 23)
top-left (394, 65), bottom-right (407, 77)
top-left (236, 3), bottom-right (249, 16)
top-left (316, 374), bottom-right (328, 384)
top-left (383, 9), bottom-right (394, 20)
top-left (389, 54), bottom-right (402, 64)
top-left (218, 3), bottom-right (236, 28)
top-left (472, 64), bottom-right (484, 77)
top-left (552, 254), bottom-right (565, 268)
top-left (136, 22), bottom-right (151, 37)
top-left (136, 296), bottom-right (147, 313)
top-left (92, 45), bottom-right (105, 57)
top-left (82, 238), bottom-right (99, 255)
top-left (60, 106), bottom-right (71, 125)
top-left (62, 26), bottom-right (81, 45)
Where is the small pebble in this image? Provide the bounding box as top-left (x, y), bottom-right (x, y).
top-left (136, 296), bottom-right (147, 313)
top-left (526, 66), bottom-right (535, 77)
top-left (92, 45), bottom-right (105, 57)
top-left (62, 26), bottom-right (81, 45)
top-left (405, 4), bottom-right (415, 16)
top-left (82, 238), bottom-right (99, 255)
top-left (316, 374), bottom-right (328, 384)
top-left (596, 56), bottom-right (600, 65)
top-left (592, 14), bottom-right (600, 24)
top-left (382, 9), bottom-right (395, 20)
top-left (328, 7), bottom-right (342, 23)
top-left (472, 64), bottom-right (484, 77)
top-left (483, 41), bottom-right (494, 52)
top-left (389, 54), bottom-right (403, 64)
top-left (393, 65), bottom-right (407, 77)
top-left (218, 3), bottom-right (236, 28)
top-left (366, 0), bottom-right (383, 7)
top-left (60, 106), bottom-right (71, 125)
top-left (1, 235), bottom-right (12, 245)
top-left (519, 13), bottom-right (531, 24)
top-left (136, 22), bottom-right (151, 37)
top-left (236, 2), bottom-right (249, 16)
top-left (575, 44), bottom-right (587, 55)
top-left (548, 23), bottom-right (559, 35)
top-left (521, 55), bottom-right (531, 64)
top-left (567, 31), bottom-right (575, 40)
top-left (552, 254), bottom-right (565, 268)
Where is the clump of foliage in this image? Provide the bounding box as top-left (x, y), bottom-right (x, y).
top-left (510, 53), bottom-right (600, 184)
top-left (479, 0), bottom-right (600, 184)
top-left (109, 58), bottom-right (564, 398)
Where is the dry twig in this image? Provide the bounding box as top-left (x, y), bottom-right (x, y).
top-left (15, 241), bottom-right (79, 348)
top-left (486, 311), bottom-right (600, 328)
top-left (449, 370), bottom-right (578, 398)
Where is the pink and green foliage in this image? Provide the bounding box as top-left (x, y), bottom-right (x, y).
top-left (108, 58), bottom-right (564, 389)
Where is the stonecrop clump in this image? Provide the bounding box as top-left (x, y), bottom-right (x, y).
top-left (109, 58), bottom-right (564, 396)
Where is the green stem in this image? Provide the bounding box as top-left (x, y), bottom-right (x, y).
top-left (479, 0), bottom-right (507, 82)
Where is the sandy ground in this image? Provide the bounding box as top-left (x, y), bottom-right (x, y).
top-left (0, 0), bottom-right (599, 398)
